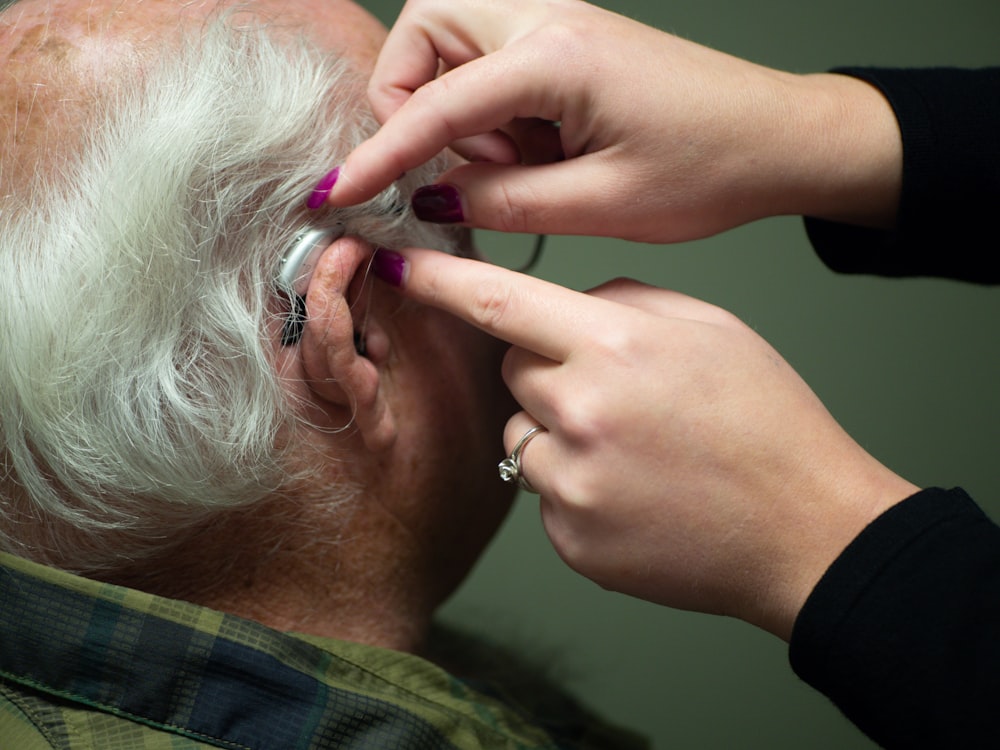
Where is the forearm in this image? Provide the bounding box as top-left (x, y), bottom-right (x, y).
top-left (804, 67), bottom-right (1000, 283)
top-left (790, 487), bottom-right (1000, 747)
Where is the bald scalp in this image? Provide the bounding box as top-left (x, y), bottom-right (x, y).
top-left (1, 13), bottom-right (89, 192)
top-left (0, 0), bottom-right (178, 194)
top-left (0, 0), bottom-right (272, 193)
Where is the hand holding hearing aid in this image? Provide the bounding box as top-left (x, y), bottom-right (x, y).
top-left (323, 0), bottom-right (902, 243)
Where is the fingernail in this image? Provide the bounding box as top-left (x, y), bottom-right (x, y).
top-left (306, 167), bottom-right (340, 210)
top-left (411, 184), bottom-right (464, 223)
top-left (371, 248), bottom-right (406, 288)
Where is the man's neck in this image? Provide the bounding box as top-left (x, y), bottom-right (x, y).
top-left (104, 494), bottom-right (442, 654)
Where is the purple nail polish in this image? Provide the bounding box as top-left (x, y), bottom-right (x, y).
top-left (411, 184), bottom-right (464, 224)
top-left (371, 248), bottom-right (406, 288)
top-left (306, 167), bottom-right (339, 210)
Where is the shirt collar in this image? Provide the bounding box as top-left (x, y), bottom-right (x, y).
top-left (0, 552), bottom-right (560, 749)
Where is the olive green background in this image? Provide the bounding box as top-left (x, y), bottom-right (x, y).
top-left (359, 1), bottom-right (1000, 746)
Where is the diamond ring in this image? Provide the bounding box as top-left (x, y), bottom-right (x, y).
top-left (498, 425), bottom-right (546, 493)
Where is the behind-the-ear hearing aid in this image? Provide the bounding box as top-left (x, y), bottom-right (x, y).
top-left (277, 225), bottom-right (345, 347)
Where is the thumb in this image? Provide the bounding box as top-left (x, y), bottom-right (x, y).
top-left (412, 157), bottom-right (649, 238)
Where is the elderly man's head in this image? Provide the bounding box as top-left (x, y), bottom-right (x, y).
top-left (0, 0), bottom-right (514, 647)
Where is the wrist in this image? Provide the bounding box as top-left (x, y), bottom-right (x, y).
top-left (754, 462), bottom-right (918, 642)
top-left (768, 72), bottom-right (903, 229)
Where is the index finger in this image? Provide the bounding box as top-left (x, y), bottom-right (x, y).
top-left (327, 41), bottom-right (564, 207)
top-left (366, 0), bottom-right (544, 123)
top-left (384, 247), bottom-right (611, 363)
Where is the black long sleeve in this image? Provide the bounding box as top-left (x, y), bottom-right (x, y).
top-left (804, 67), bottom-right (1000, 283)
top-left (790, 488), bottom-right (1000, 748)
top-left (795, 67), bottom-right (1000, 748)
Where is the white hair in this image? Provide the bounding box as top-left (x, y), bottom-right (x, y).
top-left (0, 16), bottom-right (458, 574)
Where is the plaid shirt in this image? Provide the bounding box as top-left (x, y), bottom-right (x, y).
top-left (0, 552), bottom-right (644, 750)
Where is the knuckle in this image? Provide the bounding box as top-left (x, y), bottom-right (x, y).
top-left (547, 472), bottom-right (594, 515)
top-left (595, 276), bottom-right (632, 293)
top-left (468, 280), bottom-right (516, 332)
top-left (548, 386), bottom-right (605, 445)
top-left (586, 324), bottom-right (643, 366)
top-left (366, 81), bottom-right (394, 122)
top-left (488, 180), bottom-right (532, 233)
top-left (407, 77), bottom-right (465, 143)
top-left (588, 276), bottom-right (643, 302)
top-left (500, 346), bottom-right (522, 384)
top-left (532, 20), bottom-right (589, 64)
top-left (557, 406), bottom-right (601, 447)
top-left (549, 533), bottom-right (588, 575)
top-left (544, 485), bottom-right (612, 578)
top-left (701, 302), bottom-right (745, 331)
top-left (720, 308), bottom-right (749, 330)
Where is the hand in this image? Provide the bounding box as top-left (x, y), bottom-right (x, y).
top-left (372, 247), bottom-right (917, 639)
top-left (325, 0), bottom-right (902, 240)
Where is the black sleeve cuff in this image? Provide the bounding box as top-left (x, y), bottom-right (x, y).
top-left (804, 67), bottom-right (1000, 284)
top-left (789, 487), bottom-right (1000, 747)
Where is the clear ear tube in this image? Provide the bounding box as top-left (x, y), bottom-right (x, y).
top-left (278, 225), bottom-right (345, 346)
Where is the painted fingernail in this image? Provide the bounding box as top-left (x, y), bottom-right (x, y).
top-left (371, 248), bottom-right (406, 288)
top-left (306, 167), bottom-right (340, 210)
top-left (411, 184), bottom-right (464, 223)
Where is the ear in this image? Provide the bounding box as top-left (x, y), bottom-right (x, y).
top-left (298, 236), bottom-right (396, 452)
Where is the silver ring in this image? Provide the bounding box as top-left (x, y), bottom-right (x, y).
top-left (498, 425), bottom-right (546, 493)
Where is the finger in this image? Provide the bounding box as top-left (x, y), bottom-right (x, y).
top-left (503, 118), bottom-right (564, 166)
top-left (367, 0), bottom-right (537, 123)
top-left (365, 8), bottom-right (444, 125)
top-left (371, 48), bottom-right (522, 167)
top-left (447, 131), bottom-right (522, 166)
top-left (444, 118), bottom-right (563, 168)
top-left (327, 45), bottom-right (565, 207)
top-left (388, 247), bottom-right (618, 362)
top-left (423, 157), bottom-right (626, 235)
top-left (501, 345), bottom-right (566, 430)
top-left (366, 22), bottom-right (440, 125)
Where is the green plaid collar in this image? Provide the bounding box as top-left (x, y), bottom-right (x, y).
top-left (0, 552), bottom-right (565, 749)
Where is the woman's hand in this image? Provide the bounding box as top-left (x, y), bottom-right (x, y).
top-left (373, 247), bottom-right (917, 639)
top-left (324, 0), bottom-right (902, 241)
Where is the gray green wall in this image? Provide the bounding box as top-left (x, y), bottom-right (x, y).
top-left (360, 1), bottom-right (1000, 746)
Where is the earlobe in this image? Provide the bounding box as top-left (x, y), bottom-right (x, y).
top-left (296, 237), bottom-right (397, 452)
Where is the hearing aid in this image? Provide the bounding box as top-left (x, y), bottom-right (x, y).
top-left (278, 225), bottom-right (350, 348)
top-left (279, 225), bottom-right (345, 296)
